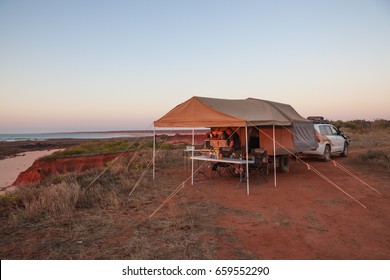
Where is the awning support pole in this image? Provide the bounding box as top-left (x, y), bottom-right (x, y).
top-left (273, 125), bottom-right (277, 187)
top-left (153, 126), bottom-right (156, 180)
top-left (191, 128), bottom-right (194, 186)
top-left (245, 126), bottom-right (250, 195)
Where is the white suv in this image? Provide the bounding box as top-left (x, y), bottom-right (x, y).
top-left (302, 118), bottom-right (350, 161)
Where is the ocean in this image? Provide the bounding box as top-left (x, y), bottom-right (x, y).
top-left (0, 131), bottom-right (154, 142)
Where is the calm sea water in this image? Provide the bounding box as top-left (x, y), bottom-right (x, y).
top-left (0, 131), bottom-right (154, 142)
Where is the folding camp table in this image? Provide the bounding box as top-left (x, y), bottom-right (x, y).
top-left (190, 155), bottom-right (255, 187)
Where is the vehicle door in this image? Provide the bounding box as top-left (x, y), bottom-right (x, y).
top-left (327, 125), bottom-right (345, 152)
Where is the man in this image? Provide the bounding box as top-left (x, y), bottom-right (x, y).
top-left (226, 127), bottom-right (241, 151)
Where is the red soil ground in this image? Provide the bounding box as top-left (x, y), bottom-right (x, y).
top-left (173, 149), bottom-right (390, 259)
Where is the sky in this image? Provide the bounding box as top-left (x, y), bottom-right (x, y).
top-left (1, 0), bottom-right (390, 133)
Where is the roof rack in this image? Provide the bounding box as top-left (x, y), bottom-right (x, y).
top-left (307, 116), bottom-right (329, 124)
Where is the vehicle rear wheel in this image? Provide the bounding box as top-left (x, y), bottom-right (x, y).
top-left (323, 145), bottom-right (331, 161)
top-left (340, 143), bottom-right (349, 157)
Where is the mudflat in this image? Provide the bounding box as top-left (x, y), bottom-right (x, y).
top-left (0, 139), bottom-right (92, 160)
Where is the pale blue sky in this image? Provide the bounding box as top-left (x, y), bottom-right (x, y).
top-left (1, 0), bottom-right (389, 133)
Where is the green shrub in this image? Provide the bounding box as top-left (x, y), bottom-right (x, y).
top-left (44, 139), bottom-right (133, 159)
top-left (0, 193), bottom-right (20, 218)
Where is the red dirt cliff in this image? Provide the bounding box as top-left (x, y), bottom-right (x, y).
top-left (12, 133), bottom-right (207, 187)
top-left (12, 154), bottom-right (120, 186)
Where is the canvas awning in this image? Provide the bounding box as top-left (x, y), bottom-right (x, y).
top-left (154, 96), bottom-right (302, 127)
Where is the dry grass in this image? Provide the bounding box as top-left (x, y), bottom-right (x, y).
top-left (355, 149), bottom-right (390, 170)
top-left (346, 128), bottom-right (390, 170)
top-left (0, 146), bottom-right (222, 259)
top-left (348, 129), bottom-right (390, 149)
top-left (19, 181), bottom-right (80, 219)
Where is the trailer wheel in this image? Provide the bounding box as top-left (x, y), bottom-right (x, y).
top-left (279, 155), bottom-right (290, 173)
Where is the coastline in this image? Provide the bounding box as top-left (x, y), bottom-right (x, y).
top-left (0, 131), bottom-right (154, 142)
top-left (0, 138), bottom-right (94, 160)
top-left (0, 149), bottom-right (62, 193)
top-left (0, 129), bottom-right (208, 160)
top-left (0, 129), bottom-right (207, 142)
top-left (0, 137), bottom-right (119, 193)
top-left (0, 131), bottom-right (206, 194)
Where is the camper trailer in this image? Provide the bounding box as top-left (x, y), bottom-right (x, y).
top-left (154, 96), bottom-right (318, 173)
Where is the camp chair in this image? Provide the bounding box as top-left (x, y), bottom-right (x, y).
top-left (212, 162), bottom-right (233, 177)
top-left (219, 147), bottom-right (234, 157)
top-left (249, 148), bottom-right (268, 184)
top-left (211, 147), bottom-right (235, 177)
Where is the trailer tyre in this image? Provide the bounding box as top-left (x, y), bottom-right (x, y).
top-left (279, 155), bottom-right (290, 173)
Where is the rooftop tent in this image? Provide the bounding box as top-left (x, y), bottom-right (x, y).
top-left (154, 96), bottom-right (318, 152)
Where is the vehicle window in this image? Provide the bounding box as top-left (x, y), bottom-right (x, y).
top-left (330, 126), bottom-right (339, 135)
top-left (319, 125), bottom-right (332, 135)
